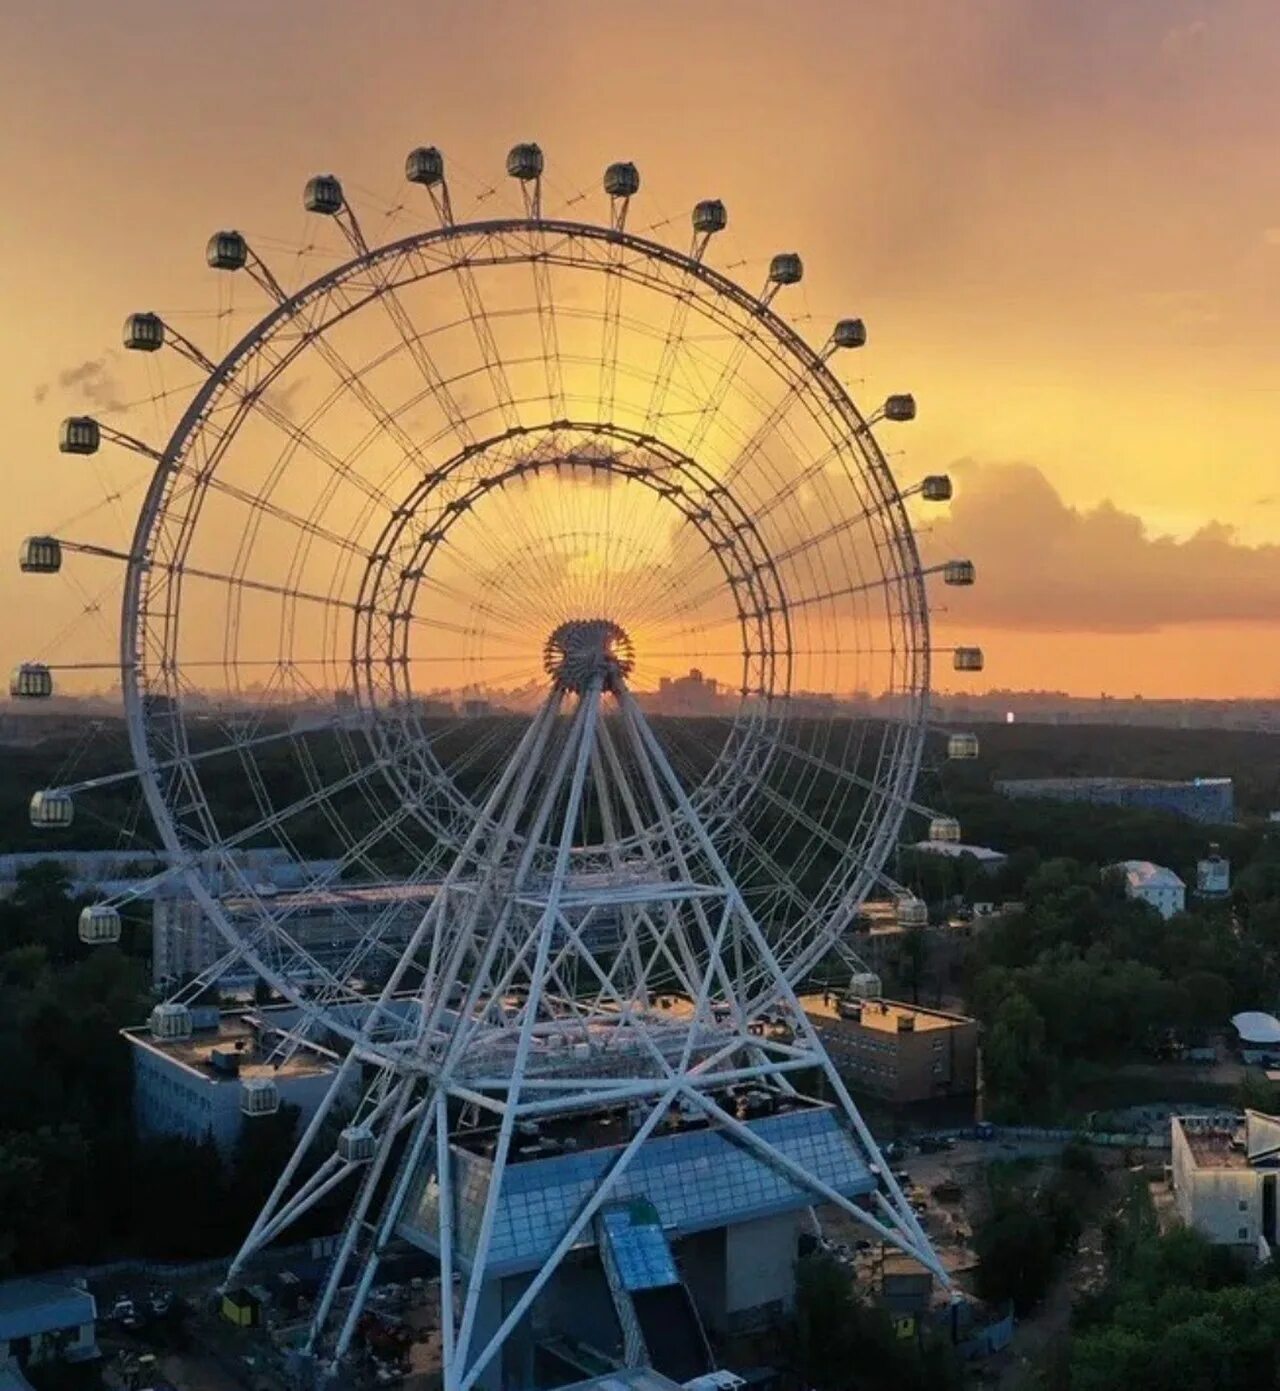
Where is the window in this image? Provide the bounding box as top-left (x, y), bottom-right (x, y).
top-left (1240, 1200), bottom-right (1249, 1211)
top-left (1239, 1227), bottom-right (1249, 1240)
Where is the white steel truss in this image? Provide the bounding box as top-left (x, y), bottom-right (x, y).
top-left (226, 653), bottom-right (946, 1389)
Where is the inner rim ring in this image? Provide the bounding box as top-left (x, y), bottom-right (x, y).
top-left (351, 420), bottom-right (792, 859)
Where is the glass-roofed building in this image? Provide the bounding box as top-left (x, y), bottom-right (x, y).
top-left (397, 1092), bottom-right (876, 1388)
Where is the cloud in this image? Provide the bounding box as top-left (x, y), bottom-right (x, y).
top-left (36, 355), bottom-right (128, 413)
top-left (930, 461), bottom-right (1280, 633)
top-left (1160, 18), bottom-right (1208, 63)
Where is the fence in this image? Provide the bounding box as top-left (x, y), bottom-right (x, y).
top-left (918, 1123), bottom-right (1173, 1151)
top-left (38, 1236), bottom-right (335, 1291)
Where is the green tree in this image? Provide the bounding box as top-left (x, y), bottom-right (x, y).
top-left (983, 991), bottom-right (1053, 1118)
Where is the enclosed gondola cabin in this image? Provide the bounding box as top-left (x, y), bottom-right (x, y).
top-left (921, 475), bottom-right (953, 502)
top-left (29, 790), bottom-right (73, 829)
top-left (241, 1077), bottom-right (280, 1117)
top-left (929, 817), bottom-right (962, 843)
top-left (338, 1124), bottom-right (376, 1163)
top-left (768, 252), bottom-right (804, 285)
top-left (833, 319), bottom-right (867, 349)
top-left (953, 647), bottom-right (984, 672)
top-left (405, 147), bottom-right (445, 187)
top-left (692, 199), bottom-right (728, 235)
top-left (896, 897), bottom-right (929, 929)
top-left (882, 394), bottom-right (917, 422)
top-left (206, 230), bottom-right (247, 271)
top-left (304, 174), bottom-right (344, 214)
top-left (506, 143), bottom-right (544, 180)
top-left (149, 1003), bottom-right (192, 1041)
top-left (947, 732), bottom-right (980, 760)
top-left (79, 904), bottom-right (122, 945)
top-left (10, 663), bottom-right (53, 699)
top-left (59, 416), bottom-right (100, 455)
top-left (943, 559), bottom-right (976, 586)
top-left (603, 162), bottom-right (640, 198)
top-left (123, 313), bottom-right (164, 352)
top-left (19, 537), bottom-right (62, 574)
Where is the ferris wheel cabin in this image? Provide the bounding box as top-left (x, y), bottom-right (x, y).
top-left (78, 904), bottom-right (122, 946)
top-left (303, 174), bottom-right (344, 215)
top-left (953, 647), bottom-right (984, 672)
top-left (240, 1077), bottom-right (280, 1118)
top-left (692, 199), bottom-right (728, 234)
top-left (10, 663), bottom-right (53, 699)
top-left (948, 732), bottom-right (981, 760)
top-left (506, 143), bottom-right (544, 181)
top-left (882, 393), bottom-right (917, 422)
top-left (405, 146), bottom-right (445, 187)
top-left (929, 817), bottom-right (962, 843)
top-left (921, 475), bottom-right (953, 502)
top-left (150, 1003), bottom-right (193, 1042)
top-left (59, 416), bottom-right (100, 455)
top-left (896, 896), bottom-right (929, 928)
top-left (603, 161), bottom-right (640, 198)
top-left (206, 230), bottom-right (248, 271)
top-left (768, 252), bottom-right (804, 286)
top-left (122, 312), bottom-right (164, 352)
top-left (19, 537), bottom-right (62, 573)
top-left (29, 790), bottom-right (73, 829)
top-left (833, 318), bottom-right (867, 349)
top-left (338, 1124), bottom-right (376, 1164)
top-left (944, 559), bottom-right (976, 586)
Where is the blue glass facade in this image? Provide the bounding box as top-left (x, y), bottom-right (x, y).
top-left (398, 1104), bottom-right (874, 1277)
top-left (599, 1201), bottom-right (679, 1291)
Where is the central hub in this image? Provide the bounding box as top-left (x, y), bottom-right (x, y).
top-left (543, 619), bottom-right (635, 694)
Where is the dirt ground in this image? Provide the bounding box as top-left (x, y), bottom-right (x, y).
top-left (811, 1137), bottom-right (1136, 1389)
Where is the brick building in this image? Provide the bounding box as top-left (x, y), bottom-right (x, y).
top-left (799, 994), bottom-right (979, 1106)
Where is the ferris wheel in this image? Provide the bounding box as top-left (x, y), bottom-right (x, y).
top-left (17, 145), bottom-right (980, 1381)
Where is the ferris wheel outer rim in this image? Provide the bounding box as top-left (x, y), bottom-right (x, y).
top-left (116, 211), bottom-right (932, 1041)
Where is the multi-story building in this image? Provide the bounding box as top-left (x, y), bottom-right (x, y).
top-left (995, 776), bottom-right (1234, 825)
top-left (798, 995), bottom-right (978, 1106)
top-left (124, 1005), bottom-right (350, 1154)
top-left (1111, 860), bottom-right (1186, 920)
top-left (906, 841), bottom-right (1007, 873)
top-left (1171, 1111), bottom-right (1280, 1261)
top-left (0, 846), bottom-right (333, 901)
top-left (152, 878), bottom-right (435, 988)
top-left (397, 1088), bottom-right (876, 1388)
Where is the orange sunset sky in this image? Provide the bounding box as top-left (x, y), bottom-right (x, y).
top-left (3, 0), bottom-right (1279, 700)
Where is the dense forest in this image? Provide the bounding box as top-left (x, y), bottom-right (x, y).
top-left (3, 714), bottom-right (1280, 1267)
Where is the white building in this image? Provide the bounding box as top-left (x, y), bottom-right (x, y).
top-left (1171, 1111), bottom-right (1280, 1261)
top-left (1231, 1011), bottom-right (1280, 1065)
top-left (907, 841), bottom-right (1007, 872)
top-left (1111, 860), bottom-right (1186, 919)
top-left (0, 1278), bottom-right (97, 1372)
top-left (125, 1006), bottom-right (350, 1154)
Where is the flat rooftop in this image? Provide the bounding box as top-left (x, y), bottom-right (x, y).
top-left (799, 993), bottom-right (971, 1034)
top-left (223, 881), bottom-right (440, 914)
top-left (1179, 1112), bottom-right (1252, 1168)
top-left (454, 1088), bottom-right (823, 1163)
top-left (123, 1011), bottom-right (334, 1084)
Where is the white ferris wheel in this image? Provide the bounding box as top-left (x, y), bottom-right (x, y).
top-left (17, 144), bottom-right (981, 1387)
